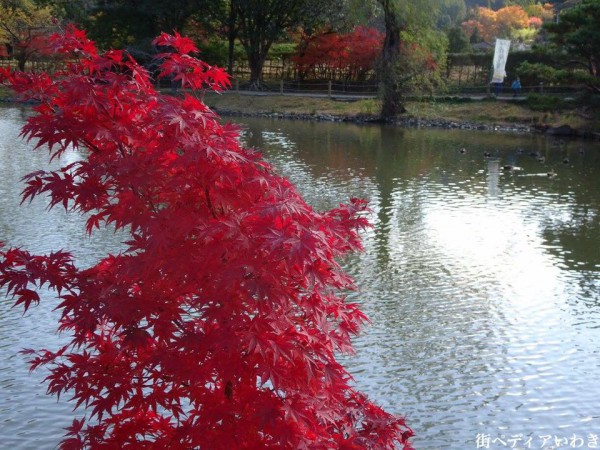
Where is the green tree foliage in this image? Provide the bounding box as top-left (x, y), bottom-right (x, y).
top-left (510, 2), bottom-right (600, 94)
top-left (400, 29), bottom-right (448, 95)
top-left (516, 60), bottom-right (570, 84)
top-left (376, 0), bottom-right (443, 118)
top-left (71, 0), bottom-right (215, 50)
top-left (447, 26), bottom-right (470, 53)
top-left (35, 0), bottom-right (90, 24)
top-left (464, 0), bottom-right (504, 7)
top-left (543, 0), bottom-right (600, 91)
top-left (343, 0), bottom-right (382, 28)
top-left (437, 0), bottom-right (467, 29)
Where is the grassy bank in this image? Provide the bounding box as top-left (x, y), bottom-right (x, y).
top-left (3, 84), bottom-right (598, 134)
top-left (203, 91), bottom-right (600, 133)
top-left (0, 86), bottom-right (13, 99)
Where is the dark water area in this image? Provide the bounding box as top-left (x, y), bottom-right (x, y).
top-left (2, 105), bottom-right (600, 449)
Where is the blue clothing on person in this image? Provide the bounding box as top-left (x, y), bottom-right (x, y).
top-left (511, 78), bottom-right (521, 96)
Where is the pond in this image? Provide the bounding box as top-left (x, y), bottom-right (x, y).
top-left (1, 105), bottom-right (600, 449)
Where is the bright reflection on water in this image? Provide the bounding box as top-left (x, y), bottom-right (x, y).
top-left (241, 118), bottom-right (600, 449)
top-left (2, 104), bottom-right (600, 449)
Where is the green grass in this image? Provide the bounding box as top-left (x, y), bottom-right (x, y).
top-left (204, 91), bottom-right (599, 131)
top-left (3, 86), bottom-right (598, 132)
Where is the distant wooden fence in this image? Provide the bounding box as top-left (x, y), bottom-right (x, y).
top-left (233, 59), bottom-right (378, 84)
top-left (232, 79), bottom-right (379, 97)
top-left (1, 56), bottom-right (583, 100)
top-left (0, 58), bottom-right (63, 73)
top-left (229, 77), bottom-right (583, 100)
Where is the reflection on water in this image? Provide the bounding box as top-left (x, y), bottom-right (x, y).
top-left (2, 105), bottom-right (600, 449)
top-left (242, 118), bottom-right (600, 449)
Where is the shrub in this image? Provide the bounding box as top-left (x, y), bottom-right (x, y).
top-left (526, 93), bottom-right (566, 111)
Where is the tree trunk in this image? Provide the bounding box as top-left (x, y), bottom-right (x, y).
top-left (227, 2), bottom-right (237, 76)
top-left (247, 50), bottom-right (267, 90)
top-left (378, 0), bottom-right (406, 119)
top-left (17, 52), bottom-right (26, 72)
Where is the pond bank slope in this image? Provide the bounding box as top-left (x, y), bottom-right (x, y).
top-left (203, 92), bottom-right (600, 139)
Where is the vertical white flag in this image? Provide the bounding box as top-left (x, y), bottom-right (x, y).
top-left (491, 39), bottom-right (511, 83)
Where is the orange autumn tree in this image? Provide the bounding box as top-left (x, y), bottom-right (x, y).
top-left (462, 5), bottom-right (540, 43)
top-left (475, 6), bottom-right (499, 41)
top-left (496, 6), bottom-right (530, 36)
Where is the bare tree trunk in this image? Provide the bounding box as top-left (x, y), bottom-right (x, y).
top-left (17, 52), bottom-right (27, 72)
top-left (227, 1), bottom-right (237, 76)
top-left (248, 50), bottom-right (266, 90)
top-left (378, 0), bottom-right (406, 119)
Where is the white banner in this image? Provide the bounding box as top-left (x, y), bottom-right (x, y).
top-left (491, 39), bottom-right (511, 83)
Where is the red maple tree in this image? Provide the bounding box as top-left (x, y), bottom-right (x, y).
top-left (0, 27), bottom-right (413, 449)
top-left (293, 26), bottom-right (384, 81)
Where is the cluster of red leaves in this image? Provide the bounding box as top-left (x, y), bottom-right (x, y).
top-left (14, 34), bottom-right (49, 52)
top-left (292, 27), bottom-right (384, 78)
top-left (0, 26), bottom-right (412, 449)
top-left (528, 16), bottom-right (543, 29)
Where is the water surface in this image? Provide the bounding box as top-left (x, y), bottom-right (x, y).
top-left (1, 106), bottom-right (600, 449)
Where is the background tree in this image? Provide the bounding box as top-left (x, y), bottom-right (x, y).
top-left (495, 5), bottom-right (530, 36)
top-left (61, 0), bottom-right (214, 51)
top-left (225, 0), bottom-right (238, 75)
top-left (461, 18), bottom-right (483, 43)
top-left (0, 0), bottom-right (56, 70)
top-left (292, 26), bottom-right (384, 81)
top-left (35, 0), bottom-right (91, 25)
top-left (401, 28), bottom-right (447, 92)
top-left (543, 0), bottom-right (600, 92)
top-left (437, 0), bottom-right (467, 29)
top-left (515, 59), bottom-right (569, 86)
top-left (376, 0), bottom-right (442, 118)
top-left (464, 0), bottom-right (503, 7)
top-left (232, 0), bottom-right (346, 89)
top-left (342, 0), bottom-right (382, 28)
top-left (447, 25), bottom-right (471, 53)
top-left (522, 2), bottom-right (556, 22)
top-left (461, 5), bottom-right (540, 42)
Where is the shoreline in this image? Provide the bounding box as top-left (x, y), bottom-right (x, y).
top-left (214, 107), bottom-right (594, 139)
top-left (202, 91), bottom-right (599, 140)
top-left (3, 93), bottom-right (597, 139)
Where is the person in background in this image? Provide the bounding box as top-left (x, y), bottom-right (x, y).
top-left (495, 81), bottom-right (501, 96)
top-left (511, 77), bottom-right (521, 97)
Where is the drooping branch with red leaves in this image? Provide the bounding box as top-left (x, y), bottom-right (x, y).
top-left (0, 27), bottom-right (413, 450)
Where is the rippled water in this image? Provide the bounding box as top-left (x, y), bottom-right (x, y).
top-left (0, 106), bottom-right (125, 449)
top-left (2, 105), bottom-right (600, 449)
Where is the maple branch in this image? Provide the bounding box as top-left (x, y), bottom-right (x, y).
top-left (0, 27), bottom-right (413, 450)
top-left (205, 187), bottom-right (217, 219)
top-left (81, 138), bottom-right (102, 154)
